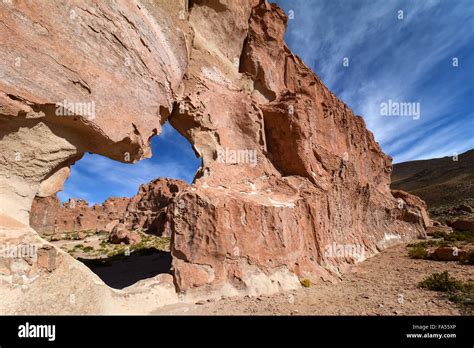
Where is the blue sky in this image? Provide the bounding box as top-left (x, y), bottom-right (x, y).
top-left (60, 0), bottom-right (473, 204)
top-left (275, 0), bottom-right (474, 162)
top-left (58, 123), bottom-right (201, 204)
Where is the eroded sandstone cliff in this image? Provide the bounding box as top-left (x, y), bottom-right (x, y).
top-left (30, 178), bottom-right (187, 237)
top-left (0, 0), bottom-right (430, 313)
top-left (167, 0), bottom-right (430, 295)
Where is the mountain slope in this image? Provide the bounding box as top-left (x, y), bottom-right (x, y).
top-left (391, 149), bottom-right (474, 210)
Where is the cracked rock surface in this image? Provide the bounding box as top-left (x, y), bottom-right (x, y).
top-left (0, 0), bottom-right (431, 313)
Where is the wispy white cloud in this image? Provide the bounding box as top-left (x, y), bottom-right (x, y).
top-left (59, 1), bottom-right (473, 203)
top-left (277, 0), bottom-right (474, 162)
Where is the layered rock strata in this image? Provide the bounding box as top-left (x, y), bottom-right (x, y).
top-left (168, 0), bottom-right (430, 294)
top-left (0, 0), bottom-right (430, 313)
top-left (29, 178), bottom-right (187, 237)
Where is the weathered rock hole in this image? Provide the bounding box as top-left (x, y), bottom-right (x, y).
top-left (29, 122), bottom-right (201, 289)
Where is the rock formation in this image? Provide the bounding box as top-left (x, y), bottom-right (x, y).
top-left (168, 0), bottom-right (430, 294)
top-left (30, 178), bottom-right (188, 237)
top-left (447, 217), bottom-right (474, 232)
top-left (109, 223), bottom-right (142, 245)
top-left (0, 0), bottom-right (430, 314)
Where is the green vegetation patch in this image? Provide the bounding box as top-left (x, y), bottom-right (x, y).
top-left (406, 239), bottom-right (447, 249)
top-left (300, 278), bottom-right (312, 287)
top-left (419, 271), bottom-right (473, 313)
top-left (444, 230), bottom-right (474, 243)
top-left (419, 271), bottom-right (465, 292)
top-left (406, 228), bottom-right (473, 262)
top-left (407, 245), bottom-right (429, 259)
top-left (82, 246), bottom-right (94, 253)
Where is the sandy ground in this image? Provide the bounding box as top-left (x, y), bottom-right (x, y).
top-left (153, 243), bottom-right (473, 315)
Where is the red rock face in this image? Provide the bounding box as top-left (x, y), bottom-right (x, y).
top-left (125, 178), bottom-right (188, 235)
top-left (29, 196), bottom-right (61, 235)
top-left (168, 1), bottom-right (431, 294)
top-left (30, 178), bottom-right (188, 236)
top-left (3, 0), bottom-right (433, 306)
top-left (0, 0), bottom-right (192, 225)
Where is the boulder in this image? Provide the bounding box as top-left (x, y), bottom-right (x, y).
top-left (104, 221), bottom-right (120, 233)
top-left (447, 217), bottom-right (474, 231)
top-left (429, 246), bottom-right (468, 261)
top-left (109, 224), bottom-right (141, 245)
top-left (426, 225), bottom-right (453, 237)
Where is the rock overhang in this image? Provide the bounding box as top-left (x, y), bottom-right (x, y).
top-left (0, 0), bottom-right (431, 313)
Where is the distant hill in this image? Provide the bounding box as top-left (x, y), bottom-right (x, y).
top-left (391, 149), bottom-right (474, 210)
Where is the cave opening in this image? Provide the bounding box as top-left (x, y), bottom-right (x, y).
top-left (29, 122), bottom-right (201, 289)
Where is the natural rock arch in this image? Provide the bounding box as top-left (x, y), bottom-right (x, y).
top-left (0, 0), bottom-right (430, 314)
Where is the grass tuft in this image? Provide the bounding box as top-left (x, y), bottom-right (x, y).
top-left (407, 245), bottom-right (429, 259)
top-left (419, 271), bottom-right (473, 313)
top-left (300, 278), bottom-right (312, 287)
top-left (419, 271), bottom-right (464, 292)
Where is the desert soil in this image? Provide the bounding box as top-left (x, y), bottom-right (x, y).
top-left (154, 243), bottom-right (473, 315)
